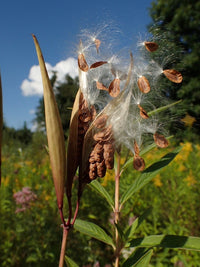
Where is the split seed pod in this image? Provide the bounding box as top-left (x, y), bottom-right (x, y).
top-left (0, 74), bottom-right (2, 185)
top-left (78, 53), bottom-right (89, 72)
top-left (137, 76), bottom-right (151, 94)
top-left (153, 132), bottom-right (169, 148)
top-left (144, 41), bottom-right (158, 52)
top-left (32, 35), bottom-right (66, 210)
top-left (163, 69), bottom-right (183, 83)
top-left (109, 78), bottom-right (120, 97)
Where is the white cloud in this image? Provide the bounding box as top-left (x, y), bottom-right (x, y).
top-left (21, 57), bottom-right (78, 96)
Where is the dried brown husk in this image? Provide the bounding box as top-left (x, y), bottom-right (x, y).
top-left (90, 61), bottom-right (107, 69)
top-left (103, 142), bottom-right (115, 169)
top-left (94, 38), bottom-right (101, 53)
top-left (32, 35), bottom-right (66, 209)
top-left (133, 156), bottom-right (145, 171)
top-left (138, 104), bottom-right (149, 119)
top-left (109, 78), bottom-right (120, 97)
top-left (144, 41), bottom-right (158, 52)
top-left (96, 81), bottom-right (108, 91)
top-left (153, 132), bottom-right (169, 148)
top-left (0, 74), bottom-right (2, 185)
top-left (163, 69), bottom-right (183, 83)
top-left (137, 76), bottom-right (151, 94)
top-left (78, 53), bottom-right (89, 72)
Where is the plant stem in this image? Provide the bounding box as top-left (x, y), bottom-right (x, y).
top-left (59, 227), bottom-right (69, 267)
top-left (114, 152), bottom-right (121, 267)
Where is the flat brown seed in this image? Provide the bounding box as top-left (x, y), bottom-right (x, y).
top-left (109, 78), bottom-right (120, 97)
top-left (138, 104), bottom-right (149, 119)
top-left (137, 76), bottom-right (151, 94)
top-left (144, 41), bottom-right (158, 52)
top-left (94, 39), bottom-right (101, 53)
top-left (78, 53), bottom-right (89, 72)
top-left (153, 132), bottom-right (169, 148)
top-left (90, 61), bottom-right (107, 69)
top-left (133, 156), bottom-right (145, 171)
top-left (94, 114), bottom-right (108, 129)
top-left (96, 81), bottom-right (108, 91)
top-left (163, 69), bottom-right (183, 83)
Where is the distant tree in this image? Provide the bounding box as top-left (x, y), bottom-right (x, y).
top-left (149, 0), bottom-right (200, 140)
top-left (34, 74), bottom-right (78, 137)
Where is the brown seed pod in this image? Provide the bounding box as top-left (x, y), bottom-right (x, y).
top-left (90, 61), bottom-right (107, 69)
top-left (138, 104), bottom-right (149, 119)
top-left (144, 41), bottom-right (159, 52)
top-left (96, 160), bottom-right (106, 178)
top-left (153, 132), bottom-right (169, 148)
top-left (137, 76), bottom-right (151, 94)
top-left (78, 53), bottom-right (89, 72)
top-left (133, 156), bottom-right (145, 171)
top-left (93, 114), bottom-right (108, 129)
top-left (163, 69), bottom-right (183, 83)
top-left (109, 78), bottom-right (120, 97)
top-left (96, 81), bottom-right (108, 91)
top-left (94, 38), bottom-right (101, 53)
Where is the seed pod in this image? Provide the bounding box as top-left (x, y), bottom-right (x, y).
top-left (90, 61), bottom-right (107, 69)
top-left (144, 41), bottom-right (158, 52)
top-left (153, 132), bottom-right (169, 148)
top-left (109, 78), bottom-right (120, 97)
top-left (93, 114), bottom-right (108, 129)
top-left (94, 38), bottom-right (101, 53)
top-left (137, 76), bottom-right (151, 94)
top-left (78, 53), bottom-right (89, 72)
top-left (133, 156), bottom-right (145, 171)
top-left (96, 160), bottom-right (106, 178)
top-left (163, 69), bottom-right (183, 83)
top-left (96, 81), bottom-right (108, 91)
top-left (138, 104), bottom-right (149, 119)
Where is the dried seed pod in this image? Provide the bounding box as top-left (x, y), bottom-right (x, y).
top-left (90, 61), bottom-right (107, 69)
top-left (93, 114), bottom-right (108, 129)
top-left (163, 69), bottom-right (183, 83)
top-left (138, 76), bottom-right (151, 94)
top-left (96, 81), bottom-right (108, 91)
top-left (153, 132), bottom-right (169, 148)
top-left (78, 53), bottom-right (89, 72)
top-left (96, 160), bottom-right (106, 177)
top-left (133, 156), bottom-right (145, 171)
top-left (109, 78), bottom-right (120, 97)
top-left (138, 104), bottom-right (149, 119)
top-left (144, 41), bottom-right (158, 52)
top-left (94, 38), bottom-right (101, 53)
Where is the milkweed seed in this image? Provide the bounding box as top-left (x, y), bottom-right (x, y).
top-left (93, 114), bottom-right (108, 129)
top-left (96, 81), bottom-right (109, 91)
top-left (78, 53), bottom-right (89, 72)
top-left (144, 41), bottom-right (158, 52)
top-left (94, 38), bottom-right (101, 53)
top-left (163, 69), bottom-right (183, 83)
top-left (133, 156), bottom-right (145, 171)
top-left (137, 76), bottom-right (151, 93)
top-left (90, 61), bottom-right (107, 69)
top-left (153, 132), bottom-right (169, 148)
top-left (108, 78), bottom-right (120, 97)
top-left (138, 104), bottom-right (149, 119)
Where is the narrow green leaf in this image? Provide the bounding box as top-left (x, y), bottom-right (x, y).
top-left (120, 147), bottom-right (181, 207)
top-left (148, 100), bottom-right (182, 117)
top-left (123, 249), bottom-right (153, 267)
top-left (89, 180), bottom-right (114, 210)
top-left (74, 219), bottom-right (115, 249)
top-left (65, 256), bottom-right (79, 267)
top-left (125, 208), bottom-right (152, 242)
top-left (128, 235), bottom-right (200, 251)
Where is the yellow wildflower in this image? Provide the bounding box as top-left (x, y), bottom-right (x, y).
top-left (153, 174), bottom-right (163, 187)
top-left (184, 171), bottom-right (196, 186)
top-left (181, 114), bottom-right (196, 127)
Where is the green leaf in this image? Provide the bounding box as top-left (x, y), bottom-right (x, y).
top-left (125, 208), bottom-right (152, 242)
top-left (74, 219), bottom-right (115, 249)
top-left (89, 180), bottom-right (114, 210)
top-left (128, 235), bottom-right (200, 251)
top-left (65, 256), bottom-right (79, 267)
top-left (120, 146), bottom-right (181, 207)
top-left (123, 248), bottom-right (153, 267)
top-left (148, 100), bottom-right (182, 117)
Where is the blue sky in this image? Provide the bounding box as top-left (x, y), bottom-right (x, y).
top-left (0, 0), bottom-right (153, 130)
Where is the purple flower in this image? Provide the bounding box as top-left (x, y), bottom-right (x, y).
top-left (13, 187), bottom-right (37, 213)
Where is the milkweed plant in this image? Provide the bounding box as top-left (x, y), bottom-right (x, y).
top-left (30, 25), bottom-right (200, 267)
